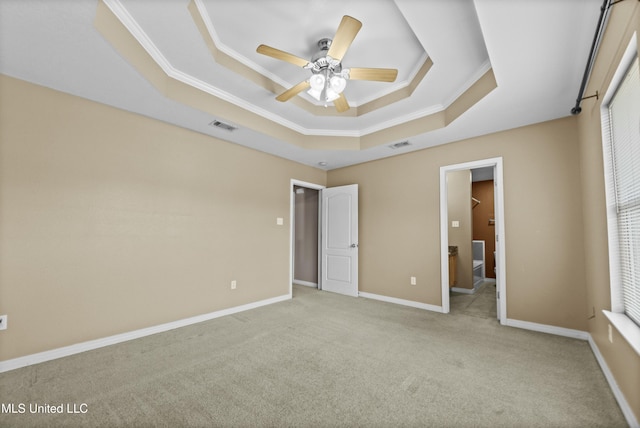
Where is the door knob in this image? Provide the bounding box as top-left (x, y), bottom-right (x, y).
top-left (350, 243), bottom-right (359, 248)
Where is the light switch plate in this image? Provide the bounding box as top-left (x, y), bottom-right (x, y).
top-left (452, 220), bottom-right (460, 228)
top-left (276, 217), bottom-right (284, 226)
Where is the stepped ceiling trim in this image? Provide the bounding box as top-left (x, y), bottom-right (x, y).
top-left (189, 0), bottom-right (433, 116)
top-left (96, 0), bottom-right (496, 150)
top-left (0, 0), bottom-right (601, 169)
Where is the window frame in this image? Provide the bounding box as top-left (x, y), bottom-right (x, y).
top-left (600, 32), bottom-right (640, 356)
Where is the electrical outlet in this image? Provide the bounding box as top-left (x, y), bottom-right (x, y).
top-left (0, 315), bottom-right (7, 331)
top-left (608, 324), bottom-right (613, 343)
top-left (451, 220), bottom-right (460, 228)
top-left (231, 280), bottom-right (237, 290)
top-left (410, 276), bottom-right (417, 286)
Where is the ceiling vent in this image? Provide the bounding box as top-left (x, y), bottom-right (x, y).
top-left (208, 119), bottom-right (237, 132)
top-left (389, 141), bottom-right (411, 150)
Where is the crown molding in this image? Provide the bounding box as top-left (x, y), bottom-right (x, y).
top-left (191, 0), bottom-right (293, 92)
top-left (101, 0), bottom-right (348, 137)
top-left (443, 59), bottom-right (493, 108)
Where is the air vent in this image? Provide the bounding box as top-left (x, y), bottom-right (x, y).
top-left (389, 141), bottom-right (411, 150)
top-left (208, 119), bottom-right (237, 132)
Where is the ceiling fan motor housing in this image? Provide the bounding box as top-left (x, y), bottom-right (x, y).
top-left (309, 38), bottom-right (342, 75)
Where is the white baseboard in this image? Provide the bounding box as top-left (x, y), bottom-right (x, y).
top-left (452, 279), bottom-right (496, 295)
top-left (359, 291), bottom-right (444, 313)
top-left (588, 335), bottom-right (639, 428)
top-left (503, 319), bottom-right (639, 425)
top-left (504, 318), bottom-right (590, 340)
top-left (293, 280), bottom-right (318, 288)
top-left (0, 294), bottom-right (290, 373)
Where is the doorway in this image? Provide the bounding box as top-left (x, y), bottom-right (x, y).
top-left (292, 185), bottom-right (320, 289)
top-left (289, 180), bottom-right (324, 298)
top-left (289, 180), bottom-right (359, 298)
top-left (440, 158), bottom-right (506, 324)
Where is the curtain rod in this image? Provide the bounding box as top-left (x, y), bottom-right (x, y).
top-left (571, 0), bottom-right (611, 115)
top-left (571, 0), bottom-right (637, 115)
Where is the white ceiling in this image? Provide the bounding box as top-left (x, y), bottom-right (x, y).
top-left (0, 0), bottom-right (601, 170)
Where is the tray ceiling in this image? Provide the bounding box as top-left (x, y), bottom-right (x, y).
top-left (0, 0), bottom-right (602, 169)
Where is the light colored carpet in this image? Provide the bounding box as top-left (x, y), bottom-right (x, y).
top-left (0, 284), bottom-right (626, 427)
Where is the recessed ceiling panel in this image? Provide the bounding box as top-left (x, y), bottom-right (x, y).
top-left (103, 0), bottom-right (496, 137)
top-left (202, 0), bottom-right (426, 106)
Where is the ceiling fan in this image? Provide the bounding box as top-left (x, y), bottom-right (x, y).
top-left (256, 15), bottom-right (398, 113)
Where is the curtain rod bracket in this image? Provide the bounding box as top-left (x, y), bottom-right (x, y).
top-left (572, 91), bottom-right (599, 114)
top-left (572, 92), bottom-right (600, 115)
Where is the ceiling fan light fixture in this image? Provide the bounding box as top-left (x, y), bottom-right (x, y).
top-left (325, 88), bottom-right (341, 102)
top-left (330, 76), bottom-right (347, 93)
top-left (309, 74), bottom-right (325, 91)
top-left (307, 87), bottom-right (322, 100)
top-left (307, 72), bottom-right (345, 102)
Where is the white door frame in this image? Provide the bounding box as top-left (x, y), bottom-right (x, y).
top-left (439, 157), bottom-right (507, 324)
top-left (289, 179), bottom-right (325, 298)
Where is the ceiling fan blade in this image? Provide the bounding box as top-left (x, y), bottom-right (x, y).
top-left (276, 80), bottom-right (311, 102)
top-left (348, 67), bottom-right (398, 82)
top-left (327, 15), bottom-right (362, 61)
top-left (257, 44), bottom-right (310, 68)
top-left (334, 93), bottom-right (350, 113)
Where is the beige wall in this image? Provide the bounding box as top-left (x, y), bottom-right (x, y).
top-left (328, 116), bottom-right (587, 331)
top-left (447, 170), bottom-right (472, 289)
top-left (576, 0), bottom-right (640, 420)
top-left (0, 75), bottom-right (326, 361)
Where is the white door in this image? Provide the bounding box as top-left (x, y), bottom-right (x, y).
top-left (321, 184), bottom-right (358, 297)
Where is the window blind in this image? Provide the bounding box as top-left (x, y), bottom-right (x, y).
top-left (608, 57), bottom-right (640, 327)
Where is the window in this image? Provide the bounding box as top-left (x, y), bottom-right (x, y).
top-left (601, 35), bottom-right (640, 355)
top-left (607, 56), bottom-right (640, 326)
